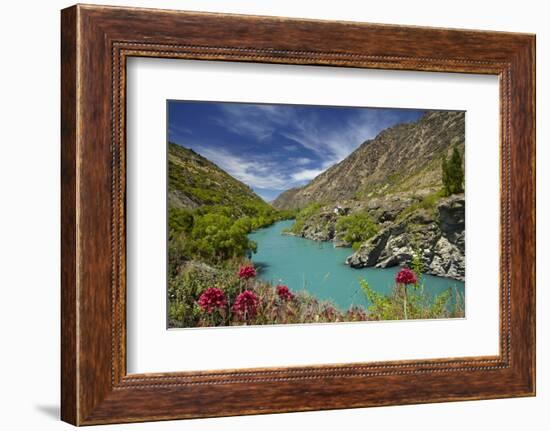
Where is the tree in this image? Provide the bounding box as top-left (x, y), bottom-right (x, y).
top-left (168, 208), bottom-right (194, 236)
top-left (335, 212), bottom-right (378, 249)
top-left (441, 146), bottom-right (464, 196)
top-left (190, 213), bottom-right (256, 262)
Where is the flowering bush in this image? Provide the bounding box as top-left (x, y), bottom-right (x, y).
top-left (168, 260), bottom-right (462, 329)
top-left (197, 287), bottom-right (227, 313)
top-left (348, 306), bottom-right (368, 321)
top-left (276, 284), bottom-right (295, 301)
top-left (395, 267), bottom-right (417, 285)
top-left (323, 305), bottom-right (337, 320)
top-left (232, 290), bottom-right (259, 319)
top-left (237, 264), bottom-right (256, 279)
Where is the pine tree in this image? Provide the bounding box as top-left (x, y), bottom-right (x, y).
top-left (442, 146), bottom-right (464, 196)
top-left (441, 156), bottom-right (450, 196)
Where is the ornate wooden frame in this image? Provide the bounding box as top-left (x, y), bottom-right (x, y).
top-left (61, 4), bottom-right (536, 426)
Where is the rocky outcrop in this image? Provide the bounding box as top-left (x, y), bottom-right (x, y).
top-left (346, 194), bottom-right (465, 280)
top-left (286, 210), bottom-right (338, 242)
top-left (284, 192), bottom-right (426, 244)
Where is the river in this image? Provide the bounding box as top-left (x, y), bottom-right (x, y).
top-left (248, 219), bottom-right (465, 311)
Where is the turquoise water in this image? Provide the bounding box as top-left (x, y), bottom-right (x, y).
top-left (248, 220), bottom-right (465, 311)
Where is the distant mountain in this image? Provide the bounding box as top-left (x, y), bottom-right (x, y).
top-left (272, 111), bottom-right (465, 209)
top-left (168, 143), bottom-right (269, 213)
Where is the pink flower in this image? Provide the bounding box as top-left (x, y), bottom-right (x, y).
top-left (348, 306), bottom-right (367, 321)
top-left (238, 264), bottom-right (256, 279)
top-left (197, 288), bottom-right (227, 313)
top-left (276, 285), bottom-right (295, 301)
top-left (232, 290), bottom-right (259, 319)
top-left (323, 305), bottom-right (336, 319)
top-left (395, 267), bottom-right (417, 285)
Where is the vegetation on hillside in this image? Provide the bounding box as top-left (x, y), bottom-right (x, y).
top-left (169, 204), bottom-right (294, 271)
top-left (168, 143), bottom-right (294, 275)
top-left (168, 143), bottom-right (269, 212)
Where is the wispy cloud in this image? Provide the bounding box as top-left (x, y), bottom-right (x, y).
top-left (291, 168), bottom-right (324, 182)
top-left (280, 109), bottom-right (410, 166)
top-left (212, 103), bottom-right (293, 142)
top-left (193, 146), bottom-right (293, 191)
top-left (291, 157), bottom-right (313, 166)
top-left (213, 104), bottom-right (414, 168)
top-left (168, 123), bottom-right (193, 136)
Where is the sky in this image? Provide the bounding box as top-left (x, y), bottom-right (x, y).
top-left (168, 101), bottom-right (426, 202)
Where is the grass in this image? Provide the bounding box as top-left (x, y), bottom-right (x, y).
top-left (395, 189), bottom-right (446, 222)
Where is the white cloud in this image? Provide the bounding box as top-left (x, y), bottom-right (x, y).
top-left (291, 168), bottom-right (324, 182)
top-left (280, 111), bottom-right (385, 166)
top-left (194, 146), bottom-right (294, 191)
top-left (291, 157), bottom-right (313, 166)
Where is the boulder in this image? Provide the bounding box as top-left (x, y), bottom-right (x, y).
top-left (346, 194), bottom-right (465, 281)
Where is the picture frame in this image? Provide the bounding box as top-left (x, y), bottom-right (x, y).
top-left (60, 4), bottom-right (535, 425)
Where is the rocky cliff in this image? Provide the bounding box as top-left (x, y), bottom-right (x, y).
top-left (272, 111), bottom-right (465, 210)
top-left (346, 194), bottom-right (465, 280)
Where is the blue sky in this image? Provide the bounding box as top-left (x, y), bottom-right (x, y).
top-left (168, 101), bottom-right (425, 201)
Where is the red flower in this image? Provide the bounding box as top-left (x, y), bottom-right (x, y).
top-left (395, 267), bottom-right (417, 285)
top-left (323, 305), bottom-right (336, 319)
top-left (276, 285), bottom-right (295, 301)
top-left (197, 288), bottom-right (227, 313)
top-left (349, 306), bottom-right (367, 321)
top-left (232, 290), bottom-right (259, 319)
top-left (238, 264), bottom-right (256, 279)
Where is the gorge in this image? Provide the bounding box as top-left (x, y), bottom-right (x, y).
top-left (167, 107), bottom-right (466, 326)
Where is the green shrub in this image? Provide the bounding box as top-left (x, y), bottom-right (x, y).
top-left (188, 213), bottom-right (256, 263)
top-left (335, 212), bottom-right (378, 249)
top-left (397, 189), bottom-right (446, 221)
top-left (168, 207), bottom-right (194, 236)
top-left (359, 278), bottom-right (459, 321)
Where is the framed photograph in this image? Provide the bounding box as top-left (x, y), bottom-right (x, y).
top-left (61, 4), bottom-right (535, 425)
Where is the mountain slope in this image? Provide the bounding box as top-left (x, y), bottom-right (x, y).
top-left (272, 111), bottom-right (465, 209)
top-left (168, 142), bottom-right (270, 213)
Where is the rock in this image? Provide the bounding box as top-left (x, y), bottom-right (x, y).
top-left (296, 211), bottom-right (337, 242)
top-left (346, 194), bottom-right (465, 281)
top-left (333, 238), bottom-right (351, 248)
top-left (367, 195), bottom-right (416, 223)
top-left (347, 227), bottom-right (393, 267)
top-left (429, 236), bottom-right (465, 279)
